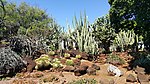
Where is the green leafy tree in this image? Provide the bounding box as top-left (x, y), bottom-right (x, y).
top-left (92, 14), bottom-right (116, 51)
top-left (109, 0), bottom-right (150, 47)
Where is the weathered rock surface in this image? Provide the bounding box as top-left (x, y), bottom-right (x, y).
top-left (63, 66), bottom-right (75, 72)
top-left (86, 67), bottom-right (96, 75)
top-left (74, 65), bottom-right (88, 76)
top-left (91, 64), bottom-right (100, 70)
top-left (126, 74), bottom-right (137, 82)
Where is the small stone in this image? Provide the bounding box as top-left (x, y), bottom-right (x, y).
top-left (134, 66), bottom-right (145, 74)
top-left (59, 72), bottom-right (64, 77)
top-left (74, 65), bottom-right (88, 76)
top-left (91, 64), bottom-right (100, 70)
top-left (137, 73), bottom-right (149, 83)
top-left (99, 78), bottom-right (114, 84)
top-left (86, 67), bottom-right (96, 75)
top-left (126, 74), bottom-right (137, 82)
top-left (63, 66), bottom-right (75, 72)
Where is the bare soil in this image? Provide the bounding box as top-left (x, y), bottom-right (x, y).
top-left (0, 63), bottom-right (139, 84)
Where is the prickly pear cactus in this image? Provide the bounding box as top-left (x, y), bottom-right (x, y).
top-left (0, 47), bottom-right (27, 77)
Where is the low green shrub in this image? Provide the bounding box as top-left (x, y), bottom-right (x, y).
top-left (68, 78), bottom-right (97, 84)
top-left (106, 53), bottom-right (125, 65)
top-left (65, 59), bottom-right (74, 66)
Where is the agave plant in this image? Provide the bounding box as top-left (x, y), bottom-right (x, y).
top-left (0, 47), bottom-right (26, 77)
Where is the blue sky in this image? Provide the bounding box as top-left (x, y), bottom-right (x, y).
top-left (9, 0), bottom-right (110, 28)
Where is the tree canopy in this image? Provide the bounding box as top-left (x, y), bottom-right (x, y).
top-left (109, 0), bottom-right (150, 45)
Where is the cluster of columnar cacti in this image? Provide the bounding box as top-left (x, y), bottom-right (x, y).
top-left (113, 30), bottom-right (137, 51)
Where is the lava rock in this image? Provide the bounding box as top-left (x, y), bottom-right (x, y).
top-left (126, 74), bottom-right (137, 82)
top-left (134, 66), bottom-right (145, 74)
top-left (23, 57), bottom-right (36, 72)
top-left (86, 67), bottom-right (96, 75)
top-left (74, 65), bottom-right (88, 76)
top-left (99, 78), bottom-right (115, 84)
top-left (137, 73), bottom-right (149, 84)
top-left (91, 64), bottom-right (100, 70)
top-left (63, 66), bottom-right (75, 72)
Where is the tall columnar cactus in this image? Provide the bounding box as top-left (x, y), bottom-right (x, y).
top-left (113, 30), bottom-right (137, 51)
top-left (67, 14), bottom-right (99, 55)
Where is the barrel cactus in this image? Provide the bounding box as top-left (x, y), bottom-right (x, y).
top-left (0, 47), bottom-right (26, 77)
top-left (35, 54), bottom-right (51, 70)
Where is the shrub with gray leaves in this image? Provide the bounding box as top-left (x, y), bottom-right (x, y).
top-left (0, 47), bottom-right (26, 77)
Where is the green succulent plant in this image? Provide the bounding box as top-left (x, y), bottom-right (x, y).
top-left (68, 78), bottom-right (97, 84)
top-left (51, 58), bottom-right (63, 68)
top-left (106, 53), bottom-right (125, 65)
top-left (65, 59), bottom-right (74, 66)
top-left (64, 53), bottom-right (70, 58)
top-left (75, 54), bottom-right (81, 59)
top-left (35, 54), bottom-right (51, 70)
top-left (48, 51), bottom-right (55, 56)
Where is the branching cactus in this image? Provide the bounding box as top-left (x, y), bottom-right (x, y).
top-left (113, 30), bottom-right (137, 51)
top-left (68, 14), bottom-right (99, 55)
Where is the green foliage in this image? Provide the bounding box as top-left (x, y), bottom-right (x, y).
top-left (64, 53), bottom-right (70, 58)
top-left (68, 78), bottom-right (97, 84)
top-left (76, 54), bottom-right (81, 59)
top-left (109, 0), bottom-right (150, 46)
top-left (132, 53), bottom-right (150, 68)
top-left (65, 59), bottom-right (74, 66)
top-left (48, 51), bottom-right (55, 56)
top-left (35, 54), bottom-right (51, 70)
top-left (0, 47), bottom-right (26, 77)
top-left (51, 58), bottom-right (63, 68)
top-left (92, 14), bottom-right (116, 51)
top-left (113, 30), bottom-right (137, 51)
top-left (107, 53), bottom-right (125, 65)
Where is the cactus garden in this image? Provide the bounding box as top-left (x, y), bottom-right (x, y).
top-left (0, 0), bottom-right (150, 84)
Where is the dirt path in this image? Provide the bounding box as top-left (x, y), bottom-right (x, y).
top-left (0, 64), bottom-right (138, 84)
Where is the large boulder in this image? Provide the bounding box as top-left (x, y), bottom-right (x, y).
top-left (107, 64), bottom-right (123, 77)
top-left (74, 65), bottom-right (88, 76)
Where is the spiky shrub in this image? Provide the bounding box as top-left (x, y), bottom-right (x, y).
top-left (68, 78), bottom-right (97, 84)
top-left (106, 53), bottom-right (125, 65)
top-left (113, 30), bottom-right (137, 51)
top-left (65, 14), bottom-right (99, 55)
top-left (35, 54), bottom-right (51, 70)
top-left (9, 35), bottom-right (51, 59)
top-left (0, 47), bottom-right (26, 77)
top-left (132, 54), bottom-right (150, 68)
